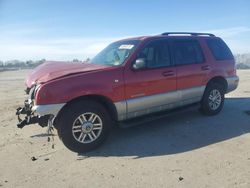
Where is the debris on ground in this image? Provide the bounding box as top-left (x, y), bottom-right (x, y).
top-left (179, 177), bottom-right (184, 181)
top-left (44, 158), bottom-right (49, 161)
top-left (31, 156), bottom-right (37, 161)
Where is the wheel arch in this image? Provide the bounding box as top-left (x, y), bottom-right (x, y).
top-left (205, 76), bottom-right (228, 92)
top-left (54, 95), bottom-right (118, 128)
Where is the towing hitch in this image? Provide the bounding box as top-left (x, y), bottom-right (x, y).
top-left (16, 102), bottom-right (50, 129)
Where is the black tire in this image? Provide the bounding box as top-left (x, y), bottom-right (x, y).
top-left (200, 83), bottom-right (225, 116)
top-left (57, 100), bottom-right (111, 153)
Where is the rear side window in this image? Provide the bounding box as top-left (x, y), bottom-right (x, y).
top-left (206, 38), bottom-right (234, 61)
top-left (171, 39), bottom-right (204, 65)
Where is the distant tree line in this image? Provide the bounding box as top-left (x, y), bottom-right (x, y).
top-left (0, 59), bottom-right (46, 69)
top-left (0, 54), bottom-right (249, 69)
top-left (234, 53), bottom-right (250, 69)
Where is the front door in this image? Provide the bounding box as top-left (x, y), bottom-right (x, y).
top-left (124, 39), bottom-right (177, 119)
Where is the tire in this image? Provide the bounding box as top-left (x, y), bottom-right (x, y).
top-left (57, 100), bottom-right (111, 153)
top-left (200, 83), bottom-right (225, 116)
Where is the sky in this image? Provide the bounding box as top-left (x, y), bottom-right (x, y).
top-left (0, 0), bottom-right (250, 61)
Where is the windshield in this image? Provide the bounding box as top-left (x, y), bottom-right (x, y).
top-left (91, 40), bottom-right (139, 66)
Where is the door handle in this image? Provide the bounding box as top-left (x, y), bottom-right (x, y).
top-left (162, 71), bottom-right (175, 77)
top-left (201, 65), bottom-right (211, 71)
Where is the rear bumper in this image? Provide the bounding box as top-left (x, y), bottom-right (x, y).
top-left (226, 76), bottom-right (239, 93)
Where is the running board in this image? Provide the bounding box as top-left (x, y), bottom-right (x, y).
top-left (118, 103), bottom-right (200, 128)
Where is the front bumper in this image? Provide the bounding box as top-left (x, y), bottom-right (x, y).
top-left (226, 76), bottom-right (239, 93)
top-left (16, 99), bottom-right (65, 128)
top-left (32, 103), bottom-right (65, 117)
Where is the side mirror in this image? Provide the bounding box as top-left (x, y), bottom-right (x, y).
top-left (133, 58), bottom-right (146, 70)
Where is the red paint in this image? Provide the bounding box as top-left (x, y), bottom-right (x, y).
top-left (26, 61), bottom-right (111, 88)
top-left (25, 35), bottom-right (236, 105)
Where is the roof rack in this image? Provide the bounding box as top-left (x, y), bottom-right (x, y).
top-left (161, 32), bottom-right (215, 37)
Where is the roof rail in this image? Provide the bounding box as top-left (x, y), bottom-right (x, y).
top-left (161, 32), bottom-right (215, 37)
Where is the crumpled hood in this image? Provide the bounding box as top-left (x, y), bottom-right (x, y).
top-left (25, 61), bottom-right (110, 88)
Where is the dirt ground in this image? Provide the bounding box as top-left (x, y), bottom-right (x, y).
top-left (0, 69), bottom-right (249, 188)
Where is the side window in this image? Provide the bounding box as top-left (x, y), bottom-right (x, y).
top-left (171, 39), bottom-right (204, 65)
top-left (206, 38), bottom-right (234, 61)
top-left (138, 40), bottom-right (171, 68)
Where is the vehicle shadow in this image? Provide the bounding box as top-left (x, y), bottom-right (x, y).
top-left (79, 97), bottom-right (250, 158)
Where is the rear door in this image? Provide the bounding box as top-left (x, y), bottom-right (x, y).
top-left (170, 38), bottom-right (209, 103)
top-left (124, 39), bottom-right (177, 118)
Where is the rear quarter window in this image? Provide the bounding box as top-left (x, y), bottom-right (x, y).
top-left (206, 38), bottom-right (234, 61)
top-left (171, 39), bottom-right (204, 65)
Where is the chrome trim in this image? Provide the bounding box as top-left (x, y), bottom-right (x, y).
top-left (28, 86), bottom-right (36, 100)
top-left (115, 86), bottom-right (206, 121)
top-left (226, 76), bottom-right (239, 93)
top-left (34, 84), bottom-right (41, 98)
top-left (32, 103), bottom-right (66, 116)
top-left (28, 84), bottom-right (41, 101)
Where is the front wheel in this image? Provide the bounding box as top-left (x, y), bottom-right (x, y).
top-left (57, 100), bottom-right (111, 153)
top-left (200, 83), bottom-right (225, 116)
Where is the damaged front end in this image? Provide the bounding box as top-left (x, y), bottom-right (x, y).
top-left (16, 84), bottom-right (65, 129)
top-left (16, 99), bottom-right (51, 129)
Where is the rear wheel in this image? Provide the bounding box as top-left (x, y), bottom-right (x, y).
top-left (57, 100), bottom-right (111, 153)
top-left (200, 83), bottom-right (225, 116)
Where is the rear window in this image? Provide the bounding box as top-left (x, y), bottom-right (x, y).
top-left (206, 38), bottom-right (234, 61)
top-left (171, 39), bottom-right (204, 65)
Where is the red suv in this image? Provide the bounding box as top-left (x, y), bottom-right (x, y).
top-left (16, 32), bottom-right (239, 153)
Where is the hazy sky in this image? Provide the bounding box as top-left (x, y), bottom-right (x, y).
top-left (0, 0), bottom-right (250, 61)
